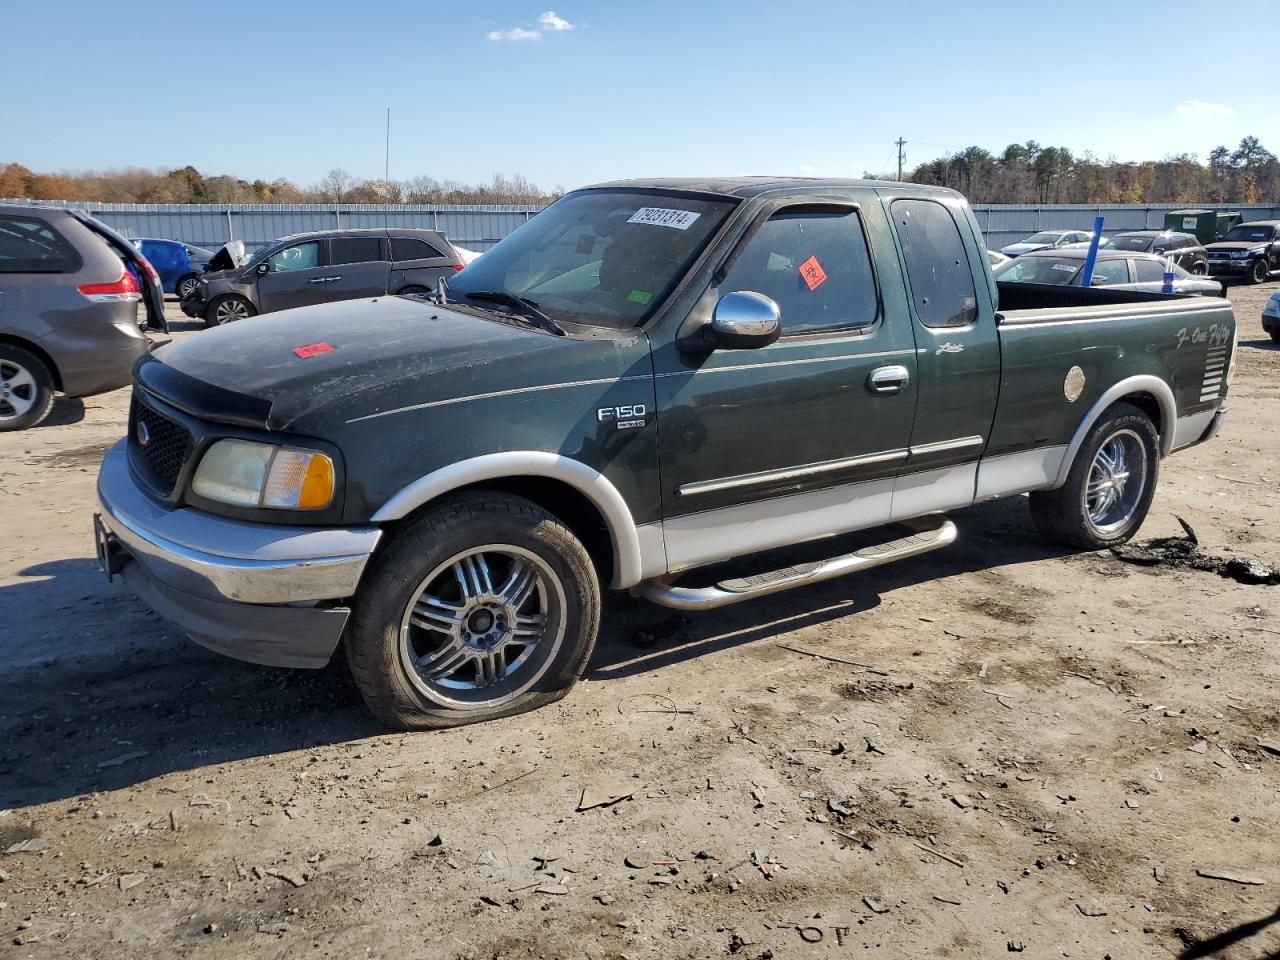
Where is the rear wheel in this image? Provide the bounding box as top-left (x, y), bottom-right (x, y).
top-left (204, 294), bottom-right (255, 327)
top-left (1029, 402), bottom-right (1160, 550)
top-left (1250, 258), bottom-right (1270, 284)
top-left (175, 274), bottom-right (202, 299)
top-left (0, 345), bottom-right (56, 432)
top-left (396, 285), bottom-right (428, 296)
top-left (1190, 261), bottom-right (1208, 276)
top-left (345, 492), bottom-right (600, 730)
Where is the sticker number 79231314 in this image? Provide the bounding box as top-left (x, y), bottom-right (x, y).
top-left (626, 208), bottom-right (702, 230)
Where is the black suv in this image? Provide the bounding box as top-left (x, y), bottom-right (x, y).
top-left (181, 228), bottom-right (465, 326)
top-left (1205, 220), bottom-right (1280, 284)
top-left (1105, 231), bottom-right (1208, 274)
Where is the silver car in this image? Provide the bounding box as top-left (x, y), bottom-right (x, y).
top-left (992, 248), bottom-right (1223, 296)
top-left (0, 203), bottom-right (164, 430)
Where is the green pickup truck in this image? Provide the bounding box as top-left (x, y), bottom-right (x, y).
top-left (95, 178), bottom-right (1236, 729)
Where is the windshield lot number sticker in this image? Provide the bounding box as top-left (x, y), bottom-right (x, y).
top-left (627, 208), bottom-right (701, 230)
top-left (799, 255), bottom-right (828, 291)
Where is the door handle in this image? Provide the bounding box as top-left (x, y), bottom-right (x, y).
top-left (308, 278), bottom-right (328, 284)
top-left (868, 365), bottom-right (910, 395)
top-left (326, 275), bottom-right (342, 282)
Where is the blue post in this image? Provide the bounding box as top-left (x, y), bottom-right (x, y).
top-left (1078, 215), bottom-right (1105, 288)
top-left (1161, 258), bottom-right (1175, 294)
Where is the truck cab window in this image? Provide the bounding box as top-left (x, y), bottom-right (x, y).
top-left (891, 199), bottom-right (978, 328)
top-left (719, 209), bottom-right (878, 336)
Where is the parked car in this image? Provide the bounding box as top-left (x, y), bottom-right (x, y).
top-left (0, 203), bottom-right (164, 430)
top-left (180, 228), bottom-right (464, 326)
top-left (988, 250), bottom-right (1011, 270)
top-left (133, 238), bottom-right (215, 298)
top-left (1263, 289), bottom-right (1280, 343)
top-left (992, 249), bottom-right (1222, 295)
top-left (999, 229), bottom-right (1094, 257)
top-left (1102, 231), bottom-right (1209, 274)
top-left (1204, 220), bottom-right (1280, 284)
top-left (95, 177), bottom-right (1236, 729)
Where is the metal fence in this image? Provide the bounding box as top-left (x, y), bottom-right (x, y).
top-left (4, 198), bottom-right (1278, 254)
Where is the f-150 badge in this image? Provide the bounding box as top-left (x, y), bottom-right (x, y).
top-left (598, 404), bottom-right (647, 430)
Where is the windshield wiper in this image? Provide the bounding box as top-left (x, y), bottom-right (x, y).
top-left (464, 290), bottom-right (566, 336)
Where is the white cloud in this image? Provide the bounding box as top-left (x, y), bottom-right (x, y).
top-left (539, 10), bottom-right (573, 30)
top-left (487, 26), bottom-right (542, 41)
top-left (1175, 99), bottom-right (1233, 118)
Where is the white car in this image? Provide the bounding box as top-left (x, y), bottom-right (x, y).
top-left (1263, 289), bottom-right (1280, 343)
top-left (454, 246), bottom-right (483, 266)
top-left (999, 230), bottom-right (1094, 258)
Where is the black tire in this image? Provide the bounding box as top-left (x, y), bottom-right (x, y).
top-left (345, 492), bottom-right (601, 730)
top-left (0, 345), bottom-right (57, 432)
top-left (204, 294), bottom-right (255, 328)
top-left (1029, 402), bottom-right (1160, 550)
top-left (395, 285), bottom-right (429, 296)
top-left (1270, 328), bottom-right (1280, 344)
top-left (1190, 261), bottom-right (1208, 276)
top-left (1249, 258), bottom-right (1269, 284)
top-left (175, 273), bottom-right (202, 299)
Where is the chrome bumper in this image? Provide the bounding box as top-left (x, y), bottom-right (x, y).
top-left (95, 440), bottom-right (381, 668)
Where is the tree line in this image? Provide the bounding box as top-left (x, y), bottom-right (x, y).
top-left (901, 137), bottom-right (1278, 204)
top-left (0, 164), bottom-right (562, 205)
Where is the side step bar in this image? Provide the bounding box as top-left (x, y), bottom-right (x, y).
top-left (638, 516), bottom-right (957, 611)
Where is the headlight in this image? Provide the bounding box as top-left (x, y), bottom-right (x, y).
top-left (192, 439), bottom-right (335, 510)
top-left (1231, 251), bottom-right (1251, 259)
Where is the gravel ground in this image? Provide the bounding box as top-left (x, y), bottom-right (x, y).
top-left (1, 284), bottom-right (1278, 959)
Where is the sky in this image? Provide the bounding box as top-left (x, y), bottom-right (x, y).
top-left (2, 0), bottom-right (1272, 192)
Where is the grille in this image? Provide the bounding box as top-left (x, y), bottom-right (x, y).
top-left (130, 395), bottom-right (193, 495)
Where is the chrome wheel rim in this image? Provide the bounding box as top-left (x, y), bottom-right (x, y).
top-left (214, 299), bottom-right (249, 323)
top-left (1084, 428), bottom-right (1147, 535)
top-left (398, 545), bottom-right (565, 710)
top-left (178, 277), bottom-right (199, 297)
top-left (0, 359), bottom-right (37, 421)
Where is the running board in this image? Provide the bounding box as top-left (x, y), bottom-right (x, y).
top-left (638, 516), bottom-right (957, 611)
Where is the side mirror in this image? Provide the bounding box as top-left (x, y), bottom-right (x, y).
top-left (708, 291), bottom-right (781, 349)
top-left (254, 261), bottom-right (270, 277)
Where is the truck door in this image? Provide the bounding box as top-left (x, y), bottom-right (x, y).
top-left (256, 239), bottom-right (330, 313)
top-left (883, 196), bottom-right (1000, 519)
top-left (652, 200), bottom-right (918, 572)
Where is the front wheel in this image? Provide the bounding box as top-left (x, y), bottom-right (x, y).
top-left (1250, 258), bottom-right (1270, 284)
top-left (204, 294), bottom-right (255, 327)
top-left (344, 492), bottom-right (601, 730)
top-left (1029, 402), bottom-right (1160, 550)
top-left (175, 274), bottom-right (202, 299)
top-left (1190, 261), bottom-right (1208, 276)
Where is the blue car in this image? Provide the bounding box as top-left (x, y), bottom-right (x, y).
top-left (132, 238), bottom-right (215, 298)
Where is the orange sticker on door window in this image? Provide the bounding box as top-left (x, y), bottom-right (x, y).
top-left (799, 255), bottom-right (827, 291)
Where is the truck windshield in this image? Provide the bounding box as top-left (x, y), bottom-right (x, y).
top-left (1221, 225), bottom-right (1274, 242)
top-left (446, 189), bottom-right (737, 329)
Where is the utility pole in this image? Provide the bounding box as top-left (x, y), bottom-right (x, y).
top-left (385, 107), bottom-right (391, 184)
top-left (895, 138), bottom-right (906, 181)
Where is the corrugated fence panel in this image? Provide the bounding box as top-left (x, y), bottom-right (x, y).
top-left (4, 199), bottom-right (1277, 254)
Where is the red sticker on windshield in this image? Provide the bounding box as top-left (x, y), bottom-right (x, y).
top-left (799, 255), bottom-right (827, 291)
top-left (293, 342), bottom-right (334, 358)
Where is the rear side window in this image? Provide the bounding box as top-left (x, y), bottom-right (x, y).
top-left (0, 215), bottom-right (81, 273)
top-left (719, 208), bottom-right (879, 335)
top-left (1133, 259), bottom-right (1168, 283)
top-left (330, 237), bottom-right (384, 265)
top-left (892, 199), bottom-right (978, 328)
top-left (391, 237), bottom-right (445, 262)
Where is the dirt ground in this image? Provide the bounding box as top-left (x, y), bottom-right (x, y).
top-left (2, 284), bottom-right (1278, 960)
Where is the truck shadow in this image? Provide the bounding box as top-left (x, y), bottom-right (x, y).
top-left (587, 495), bottom-right (1068, 681)
top-left (0, 496), bottom-right (1069, 810)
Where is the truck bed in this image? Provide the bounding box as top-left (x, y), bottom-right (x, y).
top-left (995, 280), bottom-right (1212, 313)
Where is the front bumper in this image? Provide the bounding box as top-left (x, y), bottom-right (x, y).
top-left (1262, 311), bottom-right (1279, 332)
top-left (95, 440), bottom-right (381, 668)
top-left (1207, 260), bottom-right (1252, 275)
top-left (179, 293), bottom-right (206, 318)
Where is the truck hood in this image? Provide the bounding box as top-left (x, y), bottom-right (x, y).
top-left (1205, 242), bottom-right (1265, 253)
top-left (147, 296), bottom-right (646, 430)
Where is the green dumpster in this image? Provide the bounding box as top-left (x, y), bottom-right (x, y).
top-left (1163, 209), bottom-right (1242, 244)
